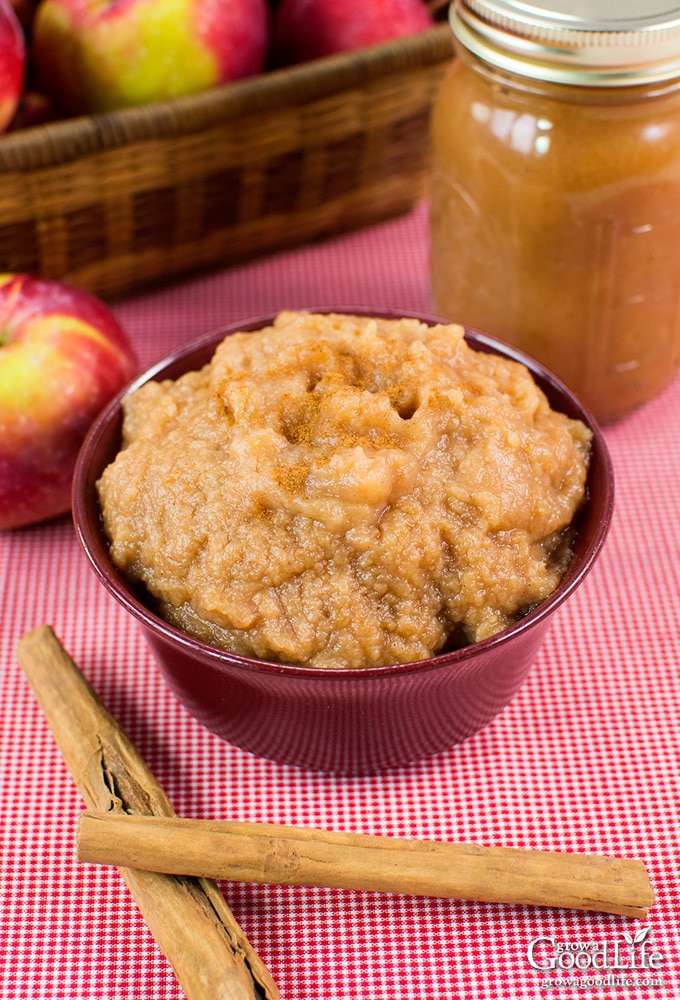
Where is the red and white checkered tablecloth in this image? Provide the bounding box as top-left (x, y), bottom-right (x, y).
top-left (1, 202), bottom-right (679, 1000)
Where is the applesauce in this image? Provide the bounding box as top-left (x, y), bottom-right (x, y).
top-left (97, 311), bottom-right (590, 669)
top-left (430, 1), bottom-right (680, 424)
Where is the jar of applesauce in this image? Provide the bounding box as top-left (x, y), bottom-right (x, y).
top-left (430, 0), bottom-right (680, 423)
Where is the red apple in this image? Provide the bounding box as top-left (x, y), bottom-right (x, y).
top-left (272, 0), bottom-right (433, 64)
top-left (7, 86), bottom-right (60, 130)
top-left (0, 274), bottom-right (138, 531)
top-left (7, 0), bottom-right (39, 35)
top-left (31, 0), bottom-right (269, 115)
top-left (0, 0), bottom-right (25, 132)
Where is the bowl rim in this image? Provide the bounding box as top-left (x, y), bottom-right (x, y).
top-left (72, 307), bottom-right (615, 682)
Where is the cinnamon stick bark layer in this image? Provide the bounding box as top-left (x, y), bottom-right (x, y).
top-left (16, 625), bottom-right (279, 1000)
top-left (77, 812), bottom-right (654, 919)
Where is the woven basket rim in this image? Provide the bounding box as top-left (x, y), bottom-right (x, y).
top-left (0, 24), bottom-right (453, 171)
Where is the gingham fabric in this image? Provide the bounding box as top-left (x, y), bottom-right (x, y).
top-left (1, 203), bottom-right (679, 1000)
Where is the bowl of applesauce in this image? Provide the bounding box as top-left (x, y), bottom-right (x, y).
top-left (73, 309), bottom-right (613, 773)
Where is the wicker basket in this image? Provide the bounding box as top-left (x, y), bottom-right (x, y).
top-left (0, 25), bottom-right (454, 300)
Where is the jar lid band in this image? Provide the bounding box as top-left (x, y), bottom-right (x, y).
top-left (451, 0), bottom-right (680, 86)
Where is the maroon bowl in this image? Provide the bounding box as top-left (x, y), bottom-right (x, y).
top-left (72, 310), bottom-right (614, 773)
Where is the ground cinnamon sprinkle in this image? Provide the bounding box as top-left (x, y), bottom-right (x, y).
top-left (276, 464), bottom-right (309, 494)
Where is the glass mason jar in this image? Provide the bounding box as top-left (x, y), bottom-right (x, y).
top-left (430, 0), bottom-right (680, 424)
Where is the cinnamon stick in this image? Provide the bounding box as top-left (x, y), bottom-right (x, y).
top-left (77, 812), bottom-right (654, 920)
top-left (16, 625), bottom-right (279, 1000)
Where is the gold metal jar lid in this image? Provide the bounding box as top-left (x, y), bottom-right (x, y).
top-left (450, 0), bottom-right (680, 86)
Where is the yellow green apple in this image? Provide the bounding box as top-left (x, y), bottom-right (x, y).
top-left (31, 0), bottom-right (269, 115)
top-left (0, 274), bottom-right (138, 531)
